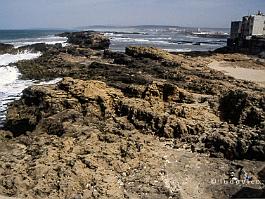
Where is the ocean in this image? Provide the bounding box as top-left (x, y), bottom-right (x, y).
top-left (88, 26), bottom-right (229, 52)
top-left (0, 27), bottom-right (229, 126)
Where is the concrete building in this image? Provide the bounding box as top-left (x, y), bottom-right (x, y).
top-left (230, 21), bottom-right (242, 39)
top-left (231, 11), bottom-right (265, 39)
top-left (249, 11), bottom-right (265, 36)
top-left (228, 11), bottom-right (265, 54)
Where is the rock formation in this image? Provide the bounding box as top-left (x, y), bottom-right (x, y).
top-left (57, 31), bottom-right (110, 50)
top-left (4, 76), bottom-right (265, 161)
top-left (0, 43), bottom-right (14, 54)
top-left (0, 32), bottom-right (264, 198)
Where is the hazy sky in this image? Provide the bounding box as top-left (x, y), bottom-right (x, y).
top-left (0, 0), bottom-right (265, 29)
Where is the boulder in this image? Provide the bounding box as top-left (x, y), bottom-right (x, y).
top-left (0, 43), bottom-right (14, 54)
top-left (4, 77), bottom-right (122, 136)
top-left (203, 126), bottom-right (265, 160)
top-left (219, 90), bottom-right (265, 127)
top-left (259, 51), bottom-right (265, 59)
top-left (18, 43), bottom-right (62, 53)
top-left (58, 31), bottom-right (110, 50)
top-left (125, 46), bottom-right (175, 61)
top-left (4, 82), bottom-right (80, 136)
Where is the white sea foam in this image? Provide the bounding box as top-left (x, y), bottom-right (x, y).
top-left (0, 51), bottom-right (42, 103)
top-left (149, 37), bottom-right (172, 40)
top-left (0, 71), bottom-right (32, 125)
top-left (110, 37), bottom-right (173, 45)
top-left (199, 43), bottom-right (223, 47)
top-left (185, 35), bottom-right (200, 39)
top-left (37, 78), bottom-right (62, 85)
top-left (165, 48), bottom-right (192, 52)
top-left (0, 51), bottom-right (41, 89)
top-left (6, 36), bottom-right (68, 48)
top-left (0, 66), bottom-right (20, 88)
top-left (110, 37), bottom-right (148, 42)
top-left (0, 51), bottom-right (42, 66)
top-left (104, 33), bottom-right (123, 37)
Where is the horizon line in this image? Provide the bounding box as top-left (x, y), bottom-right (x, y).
top-left (0, 24), bottom-right (230, 31)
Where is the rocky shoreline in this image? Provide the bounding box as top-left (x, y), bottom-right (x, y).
top-left (0, 31), bottom-right (264, 198)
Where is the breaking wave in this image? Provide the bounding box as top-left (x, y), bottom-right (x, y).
top-left (3, 35), bottom-right (68, 48)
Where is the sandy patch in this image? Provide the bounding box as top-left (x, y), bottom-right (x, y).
top-left (209, 61), bottom-right (265, 87)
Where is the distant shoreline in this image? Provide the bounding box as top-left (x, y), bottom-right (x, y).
top-left (0, 25), bottom-right (230, 31)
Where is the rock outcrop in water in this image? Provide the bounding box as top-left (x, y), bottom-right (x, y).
top-left (0, 42), bottom-right (63, 55)
top-left (57, 31), bottom-right (110, 50)
top-left (0, 31), bottom-right (109, 55)
top-left (0, 32), bottom-right (265, 199)
top-left (0, 43), bottom-right (14, 54)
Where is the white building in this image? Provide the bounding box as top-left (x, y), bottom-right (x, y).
top-left (251, 14), bottom-right (265, 35)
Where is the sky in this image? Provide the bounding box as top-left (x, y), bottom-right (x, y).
top-left (0, 0), bottom-right (265, 29)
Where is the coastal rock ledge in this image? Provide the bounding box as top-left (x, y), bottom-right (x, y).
top-left (1, 77), bottom-right (265, 198)
top-left (0, 37), bottom-right (265, 198)
top-left (4, 77), bottom-right (265, 160)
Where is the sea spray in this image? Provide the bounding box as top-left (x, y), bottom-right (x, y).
top-left (0, 51), bottom-right (42, 66)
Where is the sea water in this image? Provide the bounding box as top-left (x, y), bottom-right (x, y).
top-left (89, 26), bottom-right (228, 52)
